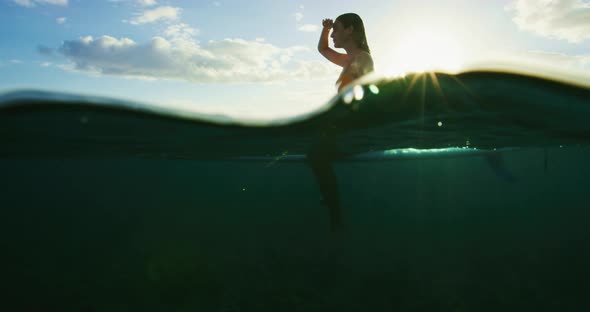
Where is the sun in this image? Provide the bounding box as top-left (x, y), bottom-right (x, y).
top-left (382, 27), bottom-right (467, 76)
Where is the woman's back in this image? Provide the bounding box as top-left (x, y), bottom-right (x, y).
top-left (336, 50), bottom-right (374, 91)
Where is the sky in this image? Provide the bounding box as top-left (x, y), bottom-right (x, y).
top-left (1, 0), bottom-right (589, 119)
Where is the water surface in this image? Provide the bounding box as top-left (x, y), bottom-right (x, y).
top-left (1, 69), bottom-right (589, 311)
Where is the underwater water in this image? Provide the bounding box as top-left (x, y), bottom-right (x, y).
top-left (1, 70), bottom-right (590, 311)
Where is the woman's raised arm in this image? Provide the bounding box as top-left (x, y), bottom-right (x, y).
top-left (317, 18), bottom-right (347, 67)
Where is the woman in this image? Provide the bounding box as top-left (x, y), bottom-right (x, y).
top-left (310, 13), bottom-right (374, 232)
top-left (319, 13), bottom-right (374, 92)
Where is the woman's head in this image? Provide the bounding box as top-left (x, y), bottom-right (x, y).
top-left (333, 13), bottom-right (370, 54)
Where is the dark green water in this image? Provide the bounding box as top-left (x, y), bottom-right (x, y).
top-left (1, 71), bottom-right (590, 311)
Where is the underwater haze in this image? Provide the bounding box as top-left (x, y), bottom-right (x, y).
top-left (1, 70), bottom-right (590, 311)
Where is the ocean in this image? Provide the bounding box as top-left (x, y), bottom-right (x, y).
top-left (1, 70), bottom-right (589, 311)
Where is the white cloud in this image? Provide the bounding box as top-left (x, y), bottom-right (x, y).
top-left (108, 0), bottom-right (156, 6)
top-left (40, 62), bottom-right (52, 67)
top-left (484, 49), bottom-right (590, 79)
top-left (297, 24), bottom-right (319, 32)
top-left (164, 23), bottom-right (200, 41)
top-left (137, 0), bottom-right (157, 6)
top-left (523, 50), bottom-right (590, 69)
top-left (10, 59), bottom-right (23, 64)
top-left (130, 6), bottom-right (181, 25)
top-left (212, 1), bottom-right (221, 7)
top-left (506, 0), bottom-right (590, 43)
top-left (56, 17), bottom-right (66, 24)
top-left (57, 35), bottom-right (336, 83)
top-left (294, 12), bottom-right (303, 22)
top-left (14, 0), bottom-right (67, 7)
top-left (14, 0), bottom-right (32, 6)
top-left (294, 6), bottom-right (319, 33)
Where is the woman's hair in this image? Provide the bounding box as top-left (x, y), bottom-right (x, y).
top-left (335, 13), bottom-right (370, 54)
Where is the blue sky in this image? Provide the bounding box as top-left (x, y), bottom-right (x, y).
top-left (1, 0), bottom-right (589, 119)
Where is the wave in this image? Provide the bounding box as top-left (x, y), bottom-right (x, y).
top-left (1, 69), bottom-right (589, 160)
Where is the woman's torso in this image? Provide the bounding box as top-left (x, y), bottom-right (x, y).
top-left (336, 51), bottom-right (374, 92)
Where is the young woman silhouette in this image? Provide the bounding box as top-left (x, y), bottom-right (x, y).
top-left (319, 13), bottom-right (374, 92)
top-left (310, 13), bottom-right (374, 232)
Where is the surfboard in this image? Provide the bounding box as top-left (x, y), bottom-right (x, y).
top-left (230, 147), bottom-right (522, 162)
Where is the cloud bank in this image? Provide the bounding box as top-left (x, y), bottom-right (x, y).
top-left (506, 0), bottom-right (590, 43)
top-left (57, 35), bottom-right (335, 83)
top-left (47, 3), bottom-right (334, 84)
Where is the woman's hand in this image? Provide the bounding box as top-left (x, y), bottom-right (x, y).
top-left (322, 18), bottom-right (333, 29)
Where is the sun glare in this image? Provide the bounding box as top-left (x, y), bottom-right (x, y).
top-left (382, 28), bottom-right (466, 76)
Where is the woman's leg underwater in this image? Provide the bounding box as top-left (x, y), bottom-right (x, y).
top-left (307, 134), bottom-right (342, 232)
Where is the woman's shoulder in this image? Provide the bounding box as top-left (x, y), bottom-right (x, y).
top-left (352, 51), bottom-right (374, 72)
top-left (358, 50), bottom-right (372, 58)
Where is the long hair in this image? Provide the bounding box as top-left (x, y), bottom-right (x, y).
top-left (335, 13), bottom-right (370, 54)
